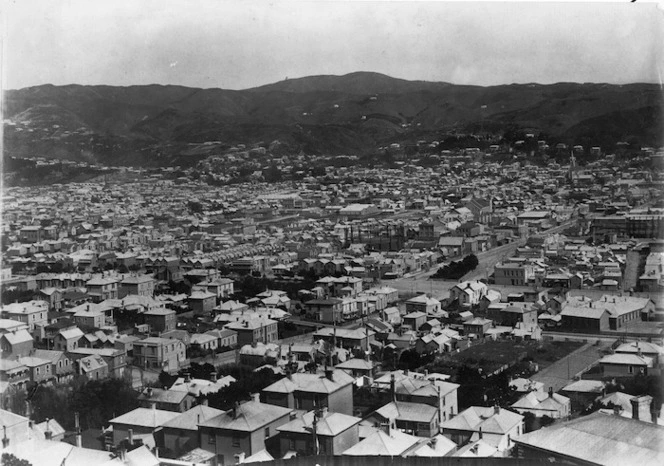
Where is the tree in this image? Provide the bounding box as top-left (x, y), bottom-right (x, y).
top-left (1, 453), bottom-right (33, 466)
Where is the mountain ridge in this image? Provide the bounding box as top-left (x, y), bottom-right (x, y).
top-left (4, 72), bottom-right (661, 167)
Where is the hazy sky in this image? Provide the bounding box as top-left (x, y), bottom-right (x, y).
top-left (2, 0), bottom-right (662, 90)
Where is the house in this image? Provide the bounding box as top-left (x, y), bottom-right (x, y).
top-left (108, 406), bottom-right (180, 446)
top-left (392, 375), bottom-right (460, 424)
top-left (119, 274), bottom-right (155, 298)
top-left (511, 387), bottom-right (571, 419)
top-left (143, 308), bottom-right (177, 334)
top-left (0, 359), bottom-right (30, 390)
top-left (188, 291), bottom-right (217, 316)
top-left (494, 262), bottom-right (533, 286)
top-left (133, 337), bottom-right (187, 373)
top-left (74, 354), bottom-right (108, 381)
top-left (598, 353), bottom-right (654, 377)
top-left (335, 358), bottom-right (380, 386)
top-left (261, 369), bottom-right (355, 415)
top-left (560, 299), bottom-right (610, 332)
top-left (137, 386), bottom-right (195, 413)
top-left (193, 278), bottom-right (234, 300)
top-left (441, 406), bottom-right (524, 452)
top-left (190, 333), bottom-right (218, 352)
top-left (73, 305), bottom-right (107, 329)
top-left (560, 380), bottom-right (606, 412)
top-left (369, 401), bottom-right (439, 437)
top-left (205, 329), bottom-right (238, 349)
top-left (513, 411), bottom-right (664, 465)
top-left (614, 341), bottom-right (663, 366)
top-left (404, 295), bottom-right (442, 315)
top-left (313, 327), bottom-right (376, 352)
top-left (305, 299), bottom-right (344, 324)
top-left (342, 423), bottom-right (421, 456)
top-left (158, 404), bottom-right (225, 459)
top-left (85, 276), bottom-right (119, 302)
top-left (68, 347), bottom-right (127, 378)
top-left (17, 356), bottom-right (54, 384)
top-left (277, 408), bottom-right (361, 456)
top-left (402, 312), bottom-right (428, 332)
top-left (2, 300), bottom-right (49, 331)
top-left (449, 281), bottom-right (488, 308)
top-left (53, 327), bottom-right (84, 351)
top-left (198, 395), bottom-right (293, 465)
top-left (437, 236), bottom-right (466, 257)
top-left (224, 318), bottom-right (278, 347)
top-left (32, 349), bottom-right (74, 384)
top-left (463, 318), bottom-right (492, 337)
top-left (497, 303), bottom-right (539, 328)
top-left (0, 329), bottom-right (34, 357)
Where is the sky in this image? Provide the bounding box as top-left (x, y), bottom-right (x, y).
top-left (2, 0), bottom-right (662, 90)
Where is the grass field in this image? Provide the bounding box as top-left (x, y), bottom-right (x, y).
top-left (427, 339), bottom-right (585, 377)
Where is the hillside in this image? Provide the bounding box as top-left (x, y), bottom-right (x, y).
top-left (3, 73), bottom-right (661, 167)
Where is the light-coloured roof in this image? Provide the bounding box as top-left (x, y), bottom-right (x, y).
top-left (561, 380), bottom-right (605, 393)
top-left (277, 410), bottom-right (361, 436)
top-left (343, 428), bottom-right (420, 456)
top-left (200, 399), bottom-right (292, 432)
top-left (599, 353), bottom-right (654, 366)
top-left (109, 407), bottom-right (179, 428)
top-left (514, 411), bottom-right (664, 466)
top-left (375, 401), bottom-right (438, 423)
top-left (441, 406), bottom-right (523, 435)
top-left (162, 404), bottom-right (225, 431)
top-left (263, 370), bottom-right (354, 395)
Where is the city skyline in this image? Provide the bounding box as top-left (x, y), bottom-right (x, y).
top-left (3, 0), bottom-right (662, 91)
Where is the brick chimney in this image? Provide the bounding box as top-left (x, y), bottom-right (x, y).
top-left (630, 395), bottom-right (653, 422)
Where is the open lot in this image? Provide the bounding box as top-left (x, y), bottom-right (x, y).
top-left (428, 339), bottom-right (585, 377)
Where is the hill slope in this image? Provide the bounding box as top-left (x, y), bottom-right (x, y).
top-left (4, 73), bottom-right (661, 166)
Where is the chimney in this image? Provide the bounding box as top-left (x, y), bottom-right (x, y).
top-left (184, 371), bottom-right (191, 383)
top-left (289, 411), bottom-right (297, 421)
top-left (2, 425), bottom-right (9, 448)
top-left (119, 445), bottom-right (127, 462)
top-left (390, 373), bottom-right (396, 402)
top-left (210, 371), bottom-right (217, 382)
top-left (325, 369), bottom-right (334, 381)
top-left (613, 405), bottom-right (622, 416)
top-left (44, 419), bottom-right (52, 440)
top-left (630, 395), bottom-right (653, 422)
top-left (251, 393), bottom-right (260, 403)
top-left (128, 428), bottom-right (134, 446)
top-left (75, 412), bottom-right (82, 448)
top-left (200, 397), bottom-right (208, 406)
top-left (478, 427), bottom-right (483, 439)
top-left (146, 387), bottom-right (153, 398)
top-left (494, 406), bottom-right (500, 415)
top-left (548, 387), bottom-right (553, 398)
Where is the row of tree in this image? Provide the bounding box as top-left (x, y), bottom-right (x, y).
top-left (432, 254), bottom-right (479, 280)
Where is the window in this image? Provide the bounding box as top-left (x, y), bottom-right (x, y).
top-left (208, 433), bottom-right (216, 444)
top-left (628, 365), bottom-right (634, 374)
top-left (264, 427), bottom-right (270, 438)
top-left (232, 436), bottom-right (240, 447)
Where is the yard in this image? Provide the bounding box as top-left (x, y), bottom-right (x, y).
top-left (426, 339), bottom-right (585, 378)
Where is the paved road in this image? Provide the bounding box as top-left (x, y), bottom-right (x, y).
top-left (382, 220), bottom-right (578, 299)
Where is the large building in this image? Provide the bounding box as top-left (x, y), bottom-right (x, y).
top-left (514, 411), bottom-right (664, 465)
